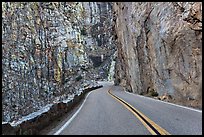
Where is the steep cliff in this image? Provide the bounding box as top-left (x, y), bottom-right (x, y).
top-left (81, 2), bottom-right (116, 80)
top-left (113, 2), bottom-right (202, 108)
top-left (2, 2), bottom-right (202, 123)
top-left (2, 2), bottom-right (115, 122)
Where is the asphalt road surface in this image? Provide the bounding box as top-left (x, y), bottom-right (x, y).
top-left (52, 81), bottom-right (202, 135)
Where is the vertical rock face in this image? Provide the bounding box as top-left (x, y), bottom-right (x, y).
top-left (113, 2), bottom-right (202, 107)
top-left (2, 2), bottom-right (115, 122)
top-left (3, 2), bottom-right (201, 123)
top-left (82, 2), bottom-right (116, 79)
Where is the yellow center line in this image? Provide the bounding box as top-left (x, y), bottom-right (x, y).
top-left (108, 89), bottom-right (170, 135)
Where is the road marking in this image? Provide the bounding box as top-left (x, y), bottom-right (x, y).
top-left (108, 89), bottom-right (170, 135)
top-left (54, 90), bottom-right (94, 135)
top-left (124, 90), bottom-right (202, 113)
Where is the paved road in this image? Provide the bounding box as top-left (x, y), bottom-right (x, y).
top-left (53, 82), bottom-right (202, 135)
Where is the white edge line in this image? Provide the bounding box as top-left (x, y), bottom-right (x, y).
top-left (53, 91), bottom-right (93, 135)
top-left (124, 90), bottom-right (202, 113)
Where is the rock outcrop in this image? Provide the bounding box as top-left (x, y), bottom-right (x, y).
top-left (2, 85), bottom-right (102, 135)
top-left (2, 2), bottom-right (115, 122)
top-left (113, 2), bottom-right (202, 108)
top-left (2, 2), bottom-right (202, 124)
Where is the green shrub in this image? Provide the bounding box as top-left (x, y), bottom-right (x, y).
top-left (75, 75), bottom-right (82, 81)
top-left (81, 28), bottom-right (87, 36)
top-left (150, 90), bottom-right (158, 97)
top-left (139, 92), bottom-right (144, 95)
top-left (147, 88), bottom-right (158, 97)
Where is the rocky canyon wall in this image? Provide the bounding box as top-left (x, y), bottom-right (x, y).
top-left (2, 2), bottom-right (115, 122)
top-left (2, 2), bottom-right (202, 123)
top-left (113, 2), bottom-right (202, 108)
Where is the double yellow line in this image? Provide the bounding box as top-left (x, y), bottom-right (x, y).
top-left (108, 89), bottom-right (170, 135)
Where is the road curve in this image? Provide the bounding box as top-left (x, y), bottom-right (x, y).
top-left (53, 82), bottom-right (202, 135)
top-left (111, 86), bottom-right (202, 135)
